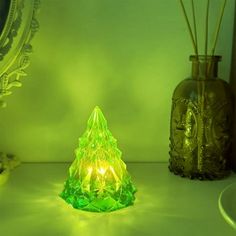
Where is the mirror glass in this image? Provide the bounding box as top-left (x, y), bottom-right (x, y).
top-left (0, 0), bottom-right (10, 35)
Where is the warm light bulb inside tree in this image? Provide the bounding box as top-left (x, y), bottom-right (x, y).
top-left (60, 106), bottom-right (136, 212)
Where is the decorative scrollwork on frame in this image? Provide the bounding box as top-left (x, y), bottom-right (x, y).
top-left (0, 0), bottom-right (40, 108)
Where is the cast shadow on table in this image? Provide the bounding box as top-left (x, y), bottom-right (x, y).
top-left (0, 178), bottom-right (189, 236)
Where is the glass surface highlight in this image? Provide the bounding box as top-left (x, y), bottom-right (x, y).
top-left (60, 106), bottom-right (136, 212)
top-left (219, 183), bottom-right (236, 231)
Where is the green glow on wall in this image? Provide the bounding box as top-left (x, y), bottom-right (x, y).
top-left (60, 106), bottom-right (136, 212)
top-left (0, 1), bottom-right (234, 163)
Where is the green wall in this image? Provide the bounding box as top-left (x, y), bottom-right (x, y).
top-left (0, 0), bottom-right (235, 162)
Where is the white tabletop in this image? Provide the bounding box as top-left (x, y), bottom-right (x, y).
top-left (0, 163), bottom-right (235, 236)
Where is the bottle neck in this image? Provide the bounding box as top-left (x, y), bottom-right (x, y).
top-left (190, 55), bottom-right (221, 79)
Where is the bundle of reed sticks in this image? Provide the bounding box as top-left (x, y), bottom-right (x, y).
top-left (179, 0), bottom-right (228, 173)
top-left (180, 0), bottom-right (227, 58)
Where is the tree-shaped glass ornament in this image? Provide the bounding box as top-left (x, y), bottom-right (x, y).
top-left (60, 106), bottom-right (136, 212)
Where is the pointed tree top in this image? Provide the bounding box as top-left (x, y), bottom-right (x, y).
top-left (87, 106), bottom-right (108, 130)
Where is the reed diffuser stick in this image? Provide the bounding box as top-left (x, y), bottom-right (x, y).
top-left (205, 0), bottom-right (210, 58)
top-left (180, 0), bottom-right (227, 56)
top-left (211, 0), bottom-right (227, 55)
top-left (191, 0), bottom-right (198, 56)
top-left (179, 0), bottom-right (198, 55)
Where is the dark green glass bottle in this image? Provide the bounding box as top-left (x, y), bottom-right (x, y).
top-left (169, 55), bottom-right (234, 180)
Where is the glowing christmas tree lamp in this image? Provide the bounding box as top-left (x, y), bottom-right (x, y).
top-left (60, 106), bottom-right (136, 212)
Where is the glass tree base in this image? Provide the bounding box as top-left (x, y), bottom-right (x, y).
top-left (168, 162), bottom-right (230, 180)
top-left (60, 176), bottom-right (136, 212)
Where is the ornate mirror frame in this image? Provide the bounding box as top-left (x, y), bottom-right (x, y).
top-left (0, 0), bottom-right (40, 183)
top-left (0, 0), bottom-right (40, 107)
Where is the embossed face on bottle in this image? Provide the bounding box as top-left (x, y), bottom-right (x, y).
top-left (171, 98), bottom-right (198, 155)
top-left (172, 102), bottom-right (186, 151)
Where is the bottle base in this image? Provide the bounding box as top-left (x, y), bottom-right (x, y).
top-left (168, 164), bottom-right (230, 180)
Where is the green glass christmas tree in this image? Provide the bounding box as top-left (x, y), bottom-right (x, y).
top-left (60, 106), bottom-right (136, 212)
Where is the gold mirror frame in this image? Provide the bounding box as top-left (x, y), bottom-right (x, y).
top-left (0, 0), bottom-right (40, 107)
